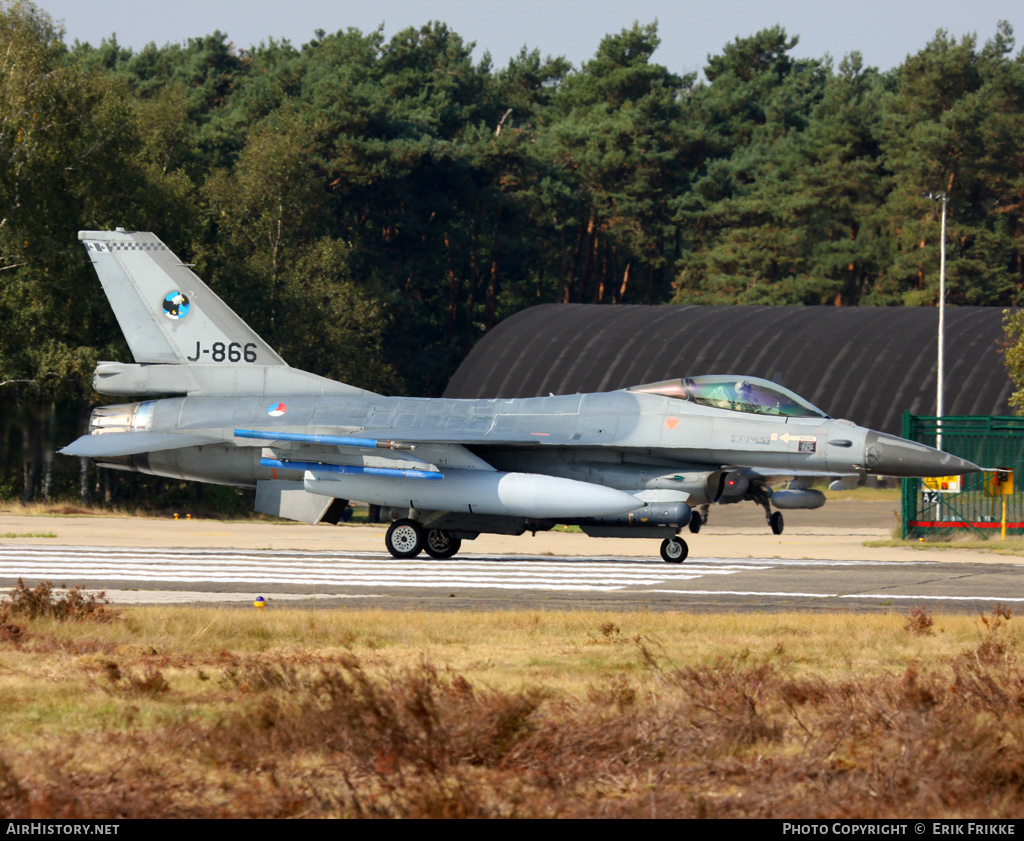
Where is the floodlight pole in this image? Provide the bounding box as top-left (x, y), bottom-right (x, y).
top-left (923, 192), bottom-right (947, 450)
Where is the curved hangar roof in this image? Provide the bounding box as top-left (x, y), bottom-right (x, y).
top-left (442, 304), bottom-right (1014, 435)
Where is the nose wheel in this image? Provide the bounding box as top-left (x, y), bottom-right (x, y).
top-left (385, 518), bottom-right (424, 558)
top-left (660, 535), bottom-right (688, 563)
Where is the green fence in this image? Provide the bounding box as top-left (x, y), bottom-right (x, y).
top-left (901, 414), bottom-right (1024, 539)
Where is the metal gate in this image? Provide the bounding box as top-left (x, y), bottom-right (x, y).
top-left (901, 414), bottom-right (1024, 538)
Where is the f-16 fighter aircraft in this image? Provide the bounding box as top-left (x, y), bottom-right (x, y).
top-left (61, 231), bottom-right (981, 562)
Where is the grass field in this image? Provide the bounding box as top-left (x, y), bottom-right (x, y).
top-left (0, 584), bottom-right (1021, 819)
top-left (867, 535), bottom-right (1024, 557)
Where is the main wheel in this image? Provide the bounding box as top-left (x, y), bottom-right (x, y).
top-left (770, 511), bottom-right (784, 535)
top-left (660, 536), bottom-right (688, 563)
top-left (424, 529), bottom-right (462, 559)
top-left (688, 511), bottom-right (702, 534)
top-left (385, 518), bottom-right (424, 558)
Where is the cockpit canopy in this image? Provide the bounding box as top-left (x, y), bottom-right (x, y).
top-left (627, 375), bottom-right (830, 418)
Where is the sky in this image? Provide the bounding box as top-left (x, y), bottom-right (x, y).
top-left (36, 0), bottom-right (1024, 78)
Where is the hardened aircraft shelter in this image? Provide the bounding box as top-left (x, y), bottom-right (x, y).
top-left (443, 304), bottom-right (1012, 436)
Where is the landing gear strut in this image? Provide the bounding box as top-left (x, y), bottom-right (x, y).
top-left (660, 535), bottom-right (688, 563)
top-left (749, 484), bottom-right (784, 535)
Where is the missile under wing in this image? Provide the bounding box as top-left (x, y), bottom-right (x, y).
top-left (61, 230), bottom-right (982, 562)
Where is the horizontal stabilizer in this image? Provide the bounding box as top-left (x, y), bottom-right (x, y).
top-left (60, 431), bottom-right (222, 458)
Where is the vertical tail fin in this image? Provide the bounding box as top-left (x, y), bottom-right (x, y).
top-left (79, 229), bottom-right (287, 367)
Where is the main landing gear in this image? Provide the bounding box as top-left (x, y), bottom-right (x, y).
top-left (660, 535), bottom-right (688, 563)
top-left (424, 528), bottom-right (462, 559)
top-left (384, 518), bottom-right (462, 559)
top-left (688, 509), bottom-right (704, 533)
top-left (384, 514), bottom-right (685, 563)
top-left (385, 518), bottom-right (423, 558)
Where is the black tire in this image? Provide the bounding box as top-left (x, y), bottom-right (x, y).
top-left (688, 511), bottom-right (702, 534)
top-left (660, 536), bottom-right (688, 563)
top-left (770, 511), bottom-right (784, 535)
top-left (385, 518), bottom-right (424, 558)
top-left (424, 529), bottom-right (462, 559)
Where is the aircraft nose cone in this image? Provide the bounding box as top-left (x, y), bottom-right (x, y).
top-left (864, 431), bottom-right (981, 478)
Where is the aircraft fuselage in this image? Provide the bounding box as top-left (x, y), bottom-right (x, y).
top-left (90, 389), bottom-right (949, 490)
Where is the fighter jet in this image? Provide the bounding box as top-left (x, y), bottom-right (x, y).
top-left (60, 230), bottom-right (982, 562)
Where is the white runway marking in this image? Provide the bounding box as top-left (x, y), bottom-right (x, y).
top-left (0, 546), bottom-right (1014, 605)
top-left (0, 545), bottom-right (760, 592)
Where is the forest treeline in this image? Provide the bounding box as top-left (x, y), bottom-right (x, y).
top-left (2, 0), bottom-right (1024, 504)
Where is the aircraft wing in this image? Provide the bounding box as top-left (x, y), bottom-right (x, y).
top-left (356, 425), bottom-right (582, 447)
top-left (232, 428), bottom-right (496, 472)
top-left (61, 422), bottom-right (589, 467)
top-left (234, 424), bottom-right (591, 452)
top-left (60, 431), bottom-right (224, 458)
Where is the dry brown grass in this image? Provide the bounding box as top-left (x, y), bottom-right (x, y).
top-left (0, 597), bottom-right (1022, 818)
top-left (3, 580), bottom-right (116, 623)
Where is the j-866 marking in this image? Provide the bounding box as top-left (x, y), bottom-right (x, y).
top-left (186, 341), bottom-right (258, 362)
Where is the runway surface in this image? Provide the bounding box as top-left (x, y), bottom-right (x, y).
top-left (1, 543), bottom-right (1020, 612)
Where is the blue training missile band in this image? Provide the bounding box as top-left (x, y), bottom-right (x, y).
top-left (260, 457), bottom-right (443, 481)
top-left (237, 428), bottom-right (398, 449)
